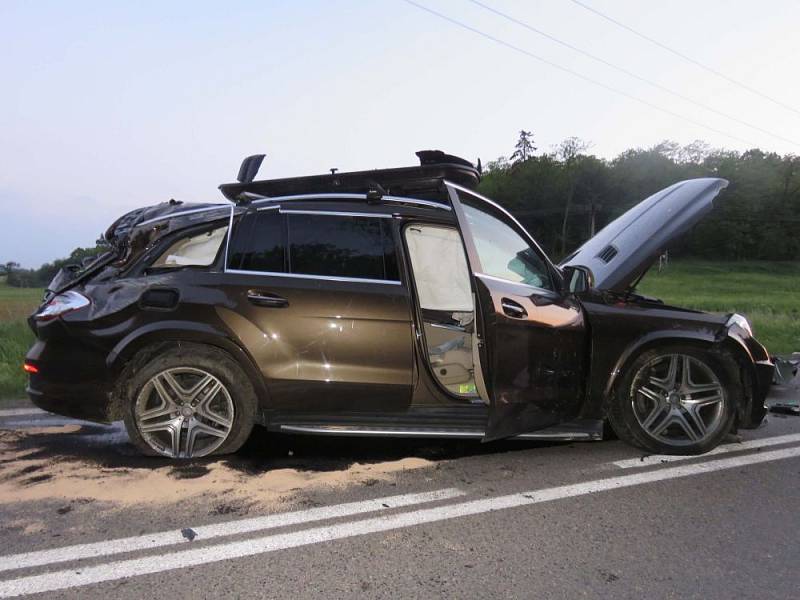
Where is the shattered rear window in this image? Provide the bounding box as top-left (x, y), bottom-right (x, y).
top-left (151, 226), bottom-right (228, 268)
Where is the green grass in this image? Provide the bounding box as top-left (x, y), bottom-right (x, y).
top-left (638, 260), bottom-right (800, 355)
top-left (0, 281), bottom-right (43, 401)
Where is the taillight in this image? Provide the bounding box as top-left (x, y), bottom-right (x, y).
top-left (34, 291), bottom-right (90, 321)
top-left (23, 363), bottom-right (38, 374)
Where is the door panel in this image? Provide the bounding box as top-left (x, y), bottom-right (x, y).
top-left (446, 183), bottom-right (588, 440)
top-left (220, 206), bottom-right (414, 412)
top-left (217, 273), bottom-right (414, 411)
top-left (474, 275), bottom-right (586, 441)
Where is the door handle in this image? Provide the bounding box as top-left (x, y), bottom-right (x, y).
top-left (501, 298), bottom-right (527, 319)
top-left (247, 290), bottom-right (289, 308)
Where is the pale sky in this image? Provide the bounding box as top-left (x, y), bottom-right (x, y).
top-left (2, 0), bottom-right (799, 267)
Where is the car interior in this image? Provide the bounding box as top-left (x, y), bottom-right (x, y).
top-left (404, 223), bottom-right (482, 402)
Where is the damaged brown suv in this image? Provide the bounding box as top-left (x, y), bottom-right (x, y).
top-left (25, 151), bottom-right (773, 459)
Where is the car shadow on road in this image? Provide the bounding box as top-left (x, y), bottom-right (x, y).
top-left (1, 421), bottom-right (570, 483)
top-left (230, 428), bottom-right (567, 475)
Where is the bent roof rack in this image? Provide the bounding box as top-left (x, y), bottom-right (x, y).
top-left (218, 150), bottom-right (481, 205)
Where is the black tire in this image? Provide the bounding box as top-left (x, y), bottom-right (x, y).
top-left (122, 343), bottom-right (257, 459)
top-left (607, 345), bottom-right (740, 455)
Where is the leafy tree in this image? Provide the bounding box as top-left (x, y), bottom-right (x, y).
top-left (554, 137), bottom-right (592, 256)
top-left (479, 134), bottom-right (800, 262)
top-left (510, 130), bottom-right (536, 164)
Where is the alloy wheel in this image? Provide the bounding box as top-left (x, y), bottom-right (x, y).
top-left (134, 367), bottom-right (235, 458)
top-left (630, 353), bottom-right (726, 447)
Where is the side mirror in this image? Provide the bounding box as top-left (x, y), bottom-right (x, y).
top-left (561, 265), bottom-right (594, 294)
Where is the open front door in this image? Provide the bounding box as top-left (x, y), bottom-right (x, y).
top-left (447, 183), bottom-right (588, 441)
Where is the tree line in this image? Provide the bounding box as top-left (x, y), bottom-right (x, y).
top-left (480, 133), bottom-right (800, 262)
top-left (2, 244), bottom-right (107, 288)
top-left (3, 135), bottom-right (798, 288)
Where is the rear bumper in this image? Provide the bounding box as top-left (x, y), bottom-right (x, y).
top-left (25, 336), bottom-right (115, 424)
top-left (27, 383), bottom-right (113, 423)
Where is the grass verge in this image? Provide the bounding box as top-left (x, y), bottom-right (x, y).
top-left (0, 282), bottom-right (42, 402)
top-left (638, 260), bottom-right (799, 355)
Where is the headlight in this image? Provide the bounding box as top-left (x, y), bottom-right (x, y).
top-left (35, 291), bottom-right (90, 321)
top-left (727, 313), bottom-right (753, 337)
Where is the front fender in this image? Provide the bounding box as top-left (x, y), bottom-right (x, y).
top-left (603, 329), bottom-right (717, 401)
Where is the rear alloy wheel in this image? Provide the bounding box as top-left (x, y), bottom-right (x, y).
top-left (609, 346), bottom-right (738, 455)
top-left (134, 367), bottom-right (235, 458)
top-left (123, 344), bottom-right (256, 459)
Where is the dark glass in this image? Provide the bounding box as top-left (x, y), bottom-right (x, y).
top-left (288, 214), bottom-right (398, 280)
top-left (227, 210), bottom-right (286, 272)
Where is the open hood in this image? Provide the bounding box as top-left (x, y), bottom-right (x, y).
top-left (561, 178), bottom-right (728, 293)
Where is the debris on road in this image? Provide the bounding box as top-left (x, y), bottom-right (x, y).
top-left (0, 425), bottom-right (434, 510)
top-left (773, 355), bottom-right (799, 384)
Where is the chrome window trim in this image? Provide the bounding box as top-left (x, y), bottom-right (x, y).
top-left (137, 205), bottom-right (229, 227)
top-left (224, 268), bottom-right (402, 286)
top-left (382, 195), bottom-right (451, 211)
top-left (475, 272), bottom-right (558, 297)
top-left (249, 192), bottom-right (450, 211)
top-left (251, 193), bottom-right (368, 205)
top-left (223, 204), bottom-right (401, 284)
top-left (280, 209), bottom-right (393, 218)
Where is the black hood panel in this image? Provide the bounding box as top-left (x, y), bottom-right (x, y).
top-left (562, 178), bottom-right (728, 292)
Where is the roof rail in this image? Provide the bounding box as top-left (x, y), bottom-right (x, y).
top-left (218, 150), bottom-right (481, 205)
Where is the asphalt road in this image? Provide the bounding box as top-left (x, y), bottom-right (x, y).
top-left (0, 380), bottom-right (798, 599)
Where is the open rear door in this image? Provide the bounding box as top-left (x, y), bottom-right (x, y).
top-left (446, 183), bottom-right (588, 442)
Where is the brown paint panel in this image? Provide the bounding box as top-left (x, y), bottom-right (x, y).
top-left (216, 273), bottom-right (414, 411)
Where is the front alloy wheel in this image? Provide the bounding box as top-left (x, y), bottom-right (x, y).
top-left (608, 346), bottom-right (738, 455)
top-left (134, 367), bottom-right (235, 458)
top-left (630, 354), bottom-right (725, 447)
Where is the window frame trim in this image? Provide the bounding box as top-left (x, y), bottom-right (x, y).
top-left (444, 180), bottom-right (558, 291)
top-left (223, 206), bottom-right (403, 285)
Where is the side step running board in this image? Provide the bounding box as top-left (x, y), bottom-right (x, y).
top-left (278, 424), bottom-right (601, 441)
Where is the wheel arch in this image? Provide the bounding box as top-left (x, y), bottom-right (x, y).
top-left (602, 329), bottom-right (751, 426)
top-left (603, 330), bottom-right (716, 406)
top-left (106, 321), bottom-right (270, 420)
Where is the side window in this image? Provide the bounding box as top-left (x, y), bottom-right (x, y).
top-left (456, 190), bottom-right (553, 290)
top-left (152, 225), bottom-right (227, 268)
top-left (287, 214), bottom-right (399, 281)
top-left (226, 210), bottom-right (286, 272)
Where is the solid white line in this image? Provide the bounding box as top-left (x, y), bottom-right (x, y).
top-left (0, 408), bottom-right (45, 418)
top-left (612, 433), bottom-right (800, 469)
top-left (1, 446), bottom-right (798, 598)
top-left (0, 488), bottom-right (465, 574)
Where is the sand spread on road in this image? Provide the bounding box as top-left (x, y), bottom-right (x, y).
top-left (0, 426), bottom-right (432, 508)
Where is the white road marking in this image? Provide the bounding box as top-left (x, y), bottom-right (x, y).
top-left (0, 409), bottom-right (44, 418)
top-left (612, 432), bottom-right (800, 469)
top-left (0, 488), bottom-right (465, 574)
top-left (1, 445), bottom-right (798, 598)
